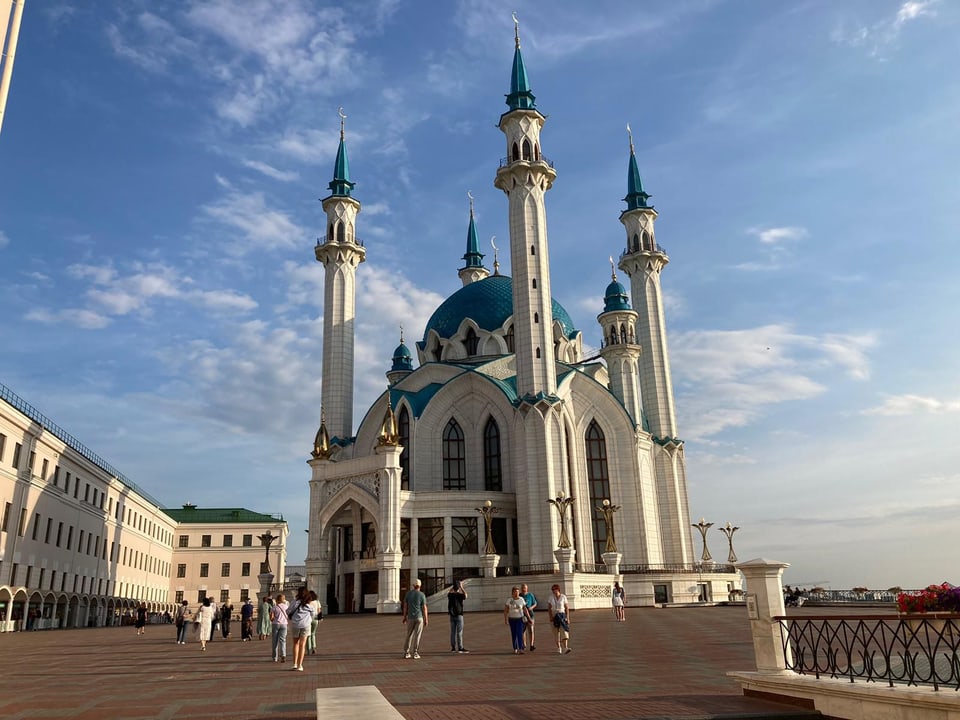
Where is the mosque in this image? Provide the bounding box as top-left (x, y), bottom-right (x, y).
top-left (305, 23), bottom-right (739, 612)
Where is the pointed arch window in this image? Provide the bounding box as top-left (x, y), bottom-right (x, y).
top-left (483, 418), bottom-right (502, 492)
top-left (443, 419), bottom-right (466, 490)
top-left (336, 222), bottom-right (346, 243)
top-left (585, 420), bottom-right (611, 563)
top-left (530, 245), bottom-right (536, 255)
top-left (505, 325), bottom-right (515, 353)
top-left (512, 142), bottom-right (520, 162)
top-left (532, 278), bottom-right (537, 289)
top-left (398, 406), bottom-right (410, 490)
top-left (464, 327), bottom-right (479, 356)
top-left (533, 312), bottom-right (539, 324)
top-left (522, 139), bottom-right (532, 160)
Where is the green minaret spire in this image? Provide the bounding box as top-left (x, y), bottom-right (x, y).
top-left (624, 123), bottom-right (651, 210)
top-left (505, 13), bottom-right (536, 111)
top-left (462, 192), bottom-right (484, 268)
top-left (327, 107), bottom-right (355, 198)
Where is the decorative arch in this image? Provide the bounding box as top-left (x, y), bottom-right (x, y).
top-left (522, 138), bottom-right (532, 160)
top-left (483, 417), bottom-right (503, 491)
top-left (317, 483), bottom-right (382, 544)
top-left (398, 404), bottom-right (411, 490)
top-left (442, 419), bottom-right (466, 490)
top-left (585, 419), bottom-right (611, 563)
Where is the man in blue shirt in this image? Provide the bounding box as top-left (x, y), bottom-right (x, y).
top-left (521, 583), bottom-right (538, 651)
top-left (402, 578), bottom-right (428, 659)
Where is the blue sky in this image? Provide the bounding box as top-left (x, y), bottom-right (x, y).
top-left (1, 0), bottom-right (957, 590)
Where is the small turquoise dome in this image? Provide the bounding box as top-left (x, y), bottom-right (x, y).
top-left (603, 280), bottom-right (631, 312)
top-left (391, 342), bottom-right (413, 372)
top-left (422, 275), bottom-right (577, 343)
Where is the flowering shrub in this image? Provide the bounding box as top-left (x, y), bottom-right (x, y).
top-left (896, 584), bottom-right (960, 613)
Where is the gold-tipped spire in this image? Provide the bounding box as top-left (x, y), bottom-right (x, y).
top-left (609, 255), bottom-right (617, 281)
top-left (491, 236), bottom-right (500, 275)
top-left (512, 12), bottom-right (520, 49)
top-left (377, 393), bottom-right (399, 446)
top-left (338, 106), bottom-right (347, 141)
top-left (312, 410), bottom-right (332, 459)
top-left (626, 122), bottom-right (635, 155)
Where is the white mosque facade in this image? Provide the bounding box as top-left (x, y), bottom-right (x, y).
top-left (305, 28), bottom-right (739, 613)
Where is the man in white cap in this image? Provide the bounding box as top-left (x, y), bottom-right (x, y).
top-left (402, 578), bottom-right (429, 659)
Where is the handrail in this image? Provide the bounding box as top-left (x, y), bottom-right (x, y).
top-left (316, 235), bottom-right (364, 247)
top-left (498, 155), bottom-right (555, 169)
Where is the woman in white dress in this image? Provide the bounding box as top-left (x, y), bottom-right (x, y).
top-left (196, 597), bottom-right (216, 651)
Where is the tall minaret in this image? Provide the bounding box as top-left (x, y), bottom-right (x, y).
top-left (458, 192), bottom-right (489, 286)
top-left (597, 260), bottom-right (643, 425)
top-left (617, 124), bottom-right (677, 441)
top-left (315, 108), bottom-right (365, 443)
top-left (493, 14), bottom-right (558, 400)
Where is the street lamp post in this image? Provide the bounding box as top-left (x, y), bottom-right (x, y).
top-left (475, 500), bottom-right (500, 555)
top-left (691, 518), bottom-right (713, 563)
top-left (718, 521), bottom-right (740, 564)
top-left (595, 499), bottom-right (621, 553)
top-left (547, 492), bottom-right (575, 549)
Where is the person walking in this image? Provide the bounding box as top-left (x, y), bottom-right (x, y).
top-left (220, 603), bottom-right (233, 639)
top-left (195, 597), bottom-right (216, 652)
top-left (447, 579), bottom-right (469, 653)
top-left (547, 584), bottom-right (572, 654)
top-left (175, 600), bottom-right (192, 644)
top-left (306, 594), bottom-right (322, 655)
top-left (270, 593), bottom-right (289, 663)
top-left (521, 583), bottom-right (538, 651)
top-left (288, 590), bottom-right (318, 671)
top-left (258, 595), bottom-right (273, 640)
top-left (504, 586), bottom-right (529, 654)
top-left (134, 602), bottom-right (148, 636)
top-left (402, 578), bottom-right (428, 659)
top-left (240, 598), bottom-right (254, 641)
top-left (612, 581), bottom-right (626, 622)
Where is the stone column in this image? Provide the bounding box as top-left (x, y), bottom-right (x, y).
top-left (736, 558), bottom-right (792, 673)
top-left (479, 553), bottom-right (500, 578)
top-left (555, 547), bottom-right (575, 575)
top-left (378, 550), bottom-right (403, 614)
top-left (257, 572), bottom-right (274, 604)
top-left (602, 551), bottom-right (622, 575)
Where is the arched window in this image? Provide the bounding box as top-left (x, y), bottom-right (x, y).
top-left (443, 419), bottom-right (466, 490)
top-left (336, 222), bottom-right (346, 243)
top-left (534, 143), bottom-right (541, 161)
top-left (535, 347), bottom-right (541, 359)
top-left (522, 139), bottom-right (532, 160)
top-left (533, 312), bottom-right (539, 324)
top-left (641, 230), bottom-right (652, 251)
top-left (632, 233), bottom-right (640, 252)
top-left (532, 278), bottom-right (537, 289)
top-left (483, 418), bottom-right (502, 492)
top-left (505, 325), bottom-right (515, 352)
top-left (530, 245), bottom-right (535, 255)
top-left (585, 420), bottom-right (611, 563)
top-left (512, 142), bottom-right (520, 162)
top-left (398, 406), bottom-right (410, 490)
top-left (609, 327), bottom-right (618, 345)
top-left (620, 325), bottom-right (627, 343)
top-left (328, 223), bottom-right (334, 242)
top-left (464, 327), bottom-right (479, 356)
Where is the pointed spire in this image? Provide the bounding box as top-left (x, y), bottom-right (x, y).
top-left (491, 236), bottom-right (500, 276)
top-left (461, 191), bottom-right (485, 269)
top-left (377, 393), bottom-right (399, 446)
top-left (311, 410), bottom-right (332, 459)
top-left (610, 255), bottom-right (618, 282)
top-left (505, 13), bottom-right (537, 111)
top-left (327, 107), bottom-right (355, 198)
top-left (624, 123), bottom-right (651, 210)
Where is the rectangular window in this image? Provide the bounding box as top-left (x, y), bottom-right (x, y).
top-left (38, 568), bottom-right (45, 588)
top-left (400, 518), bottom-right (411, 556)
top-left (41, 458), bottom-right (49, 480)
top-left (28, 450), bottom-right (36, 474)
top-left (451, 517), bottom-right (478, 554)
top-left (175, 590), bottom-right (184, 604)
top-left (221, 563), bottom-right (230, 577)
top-left (56, 522), bottom-right (63, 547)
top-left (241, 562), bottom-right (250, 577)
top-left (18, 508), bottom-right (27, 536)
top-left (178, 535), bottom-right (189, 548)
top-left (32, 512), bottom-right (41, 540)
top-left (0, 433), bottom-right (5, 462)
top-left (10, 563), bottom-right (18, 585)
top-left (73, 477), bottom-right (79, 498)
top-left (85, 532), bottom-right (92, 555)
top-left (220, 589), bottom-right (229, 603)
top-left (50, 569), bottom-right (56, 590)
top-left (201, 535), bottom-right (211, 548)
top-left (66, 525), bottom-right (73, 549)
top-left (84, 484), bottom-right (90, 502)
top-left (242, 534), bottom-right (252, 547)
top-left (199, 563), bottom-right (209, 578)
top-left (1, 502), bottom-right (11, 532)
top-left (240, 589), bottom-right (249, 602)
top-left (52, 465), bottom-right (60, 486)
top-left (13, 442), bottom-right (22, 468)
top-left (197, 590), bottom-right (206, 603)
top-left (44, 517), bottom-right (52, 544)
top-left (73, 575), bottom-right (78, 592)
top-left (92, 488), bottom-right (97, 506)
top-left (417, 517), bottom-right (445, 555)
top-left (222, 534), bottom-right (233, 547)
top-left (177, 564), bottom-right (186, 578)
top-left (64, 472), bottom-right (70, 494)
top-left (25, 566), bottom-right (32, 587)
top-left (60, 573), bottom-right (67, 592)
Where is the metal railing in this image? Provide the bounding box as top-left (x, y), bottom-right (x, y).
top-left (0, 382), bottom-right (163, 507)
top-left (800, 589), bottom-right (901, 604)
top-left (621, 562), bottom-right (737, 574)
top-left (620, 244), bottom-right (668, 260)
top-left (316, 235), bottom-right (364, 247)
top-left (498, 155), bottom-right (555, 169)
top-left (779, 614), bottom-right (960, 691)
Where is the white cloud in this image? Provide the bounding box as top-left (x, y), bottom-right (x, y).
top-left (896, 1), bottom-right (936, 26)
top-left (749, 226), bottom-right (807, 244)
top-left (241, 159), bottom-right (300, 182)
top-left (26, 308), bottom-right (111, 330)
top-left (0, 230), bottom-right (9, 248)
top-left (862, 393), bottom-right (960, 416)
top-left (201, 185), bottom-right (306, 253)
top-left (832, 1), bottom-right (938, 58)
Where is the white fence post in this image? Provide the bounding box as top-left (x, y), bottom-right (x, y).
top-left (736, 558), bottom-right (792, 673)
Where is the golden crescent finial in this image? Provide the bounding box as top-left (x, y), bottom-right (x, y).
top-left (512, 12), bottom-right (520, 48)
top-left (491, 236), bottom-right (500, 275)
top-left (338, 106), bottom-right (347, 140)
top-left (467, 191), bottom-right (474, 215)
top-left (609, 256), bottom-right (617, 281)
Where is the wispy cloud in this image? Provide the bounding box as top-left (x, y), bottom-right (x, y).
top-left (734, 226), bottom-right (808, 271)
top-left (200, 178), bottom-right (306, 254)
top-left (832, 0), bottom-right (938, 58)
top-left (0, 230), bottom-right (9, 249)
top-left (241, 159), bottom-right (300, 182)
top-left (862, 393), bottom-right (960, 416)
top-left (750, 226), bottom-right (808, 244)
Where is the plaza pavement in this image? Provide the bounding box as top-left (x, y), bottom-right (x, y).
top-left (0, 605), bottom-right (822, 720)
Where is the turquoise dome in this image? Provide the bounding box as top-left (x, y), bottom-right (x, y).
top-left (391, 342), bottom-right (413, 372)
top-left (422, 275), bottom-right (577, 343)
top-left (603, 280), bottom-right (631, 312)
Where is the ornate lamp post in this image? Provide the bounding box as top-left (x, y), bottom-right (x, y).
top-left (257, 530), bottom-right (277, 575)
top-left (547, 492), bottom-right (575, 549)
top-left (692, 518), bottom-right (713, 563)
top-left (475, 500), bottom-right (500, 555)
top-left (595, 499), bottom-right (621, 553)
top-left (718, 521), bottom-right (739, 563)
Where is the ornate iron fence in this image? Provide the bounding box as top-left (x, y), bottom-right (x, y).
top-left (620, 562), bottom-right (737, 574)
top-left (778, 614), bottom-right (960, 691)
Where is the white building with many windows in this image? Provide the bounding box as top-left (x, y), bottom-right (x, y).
top-left (0, 383), bottom-right (288, 630)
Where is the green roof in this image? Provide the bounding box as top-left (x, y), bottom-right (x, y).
top-left (162, 507), bottom-right (285, 524)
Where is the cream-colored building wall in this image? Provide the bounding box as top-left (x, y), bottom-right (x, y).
top-left (170, 521), bottom-right (287, 606)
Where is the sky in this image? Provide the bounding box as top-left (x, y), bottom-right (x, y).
top-left (1, 0), bottom-right (958, 591)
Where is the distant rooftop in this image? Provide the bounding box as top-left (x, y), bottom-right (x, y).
top-left (162, 505), bottom-right (285, 525)
top-left (0, 381), bottom-right (164, 508)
